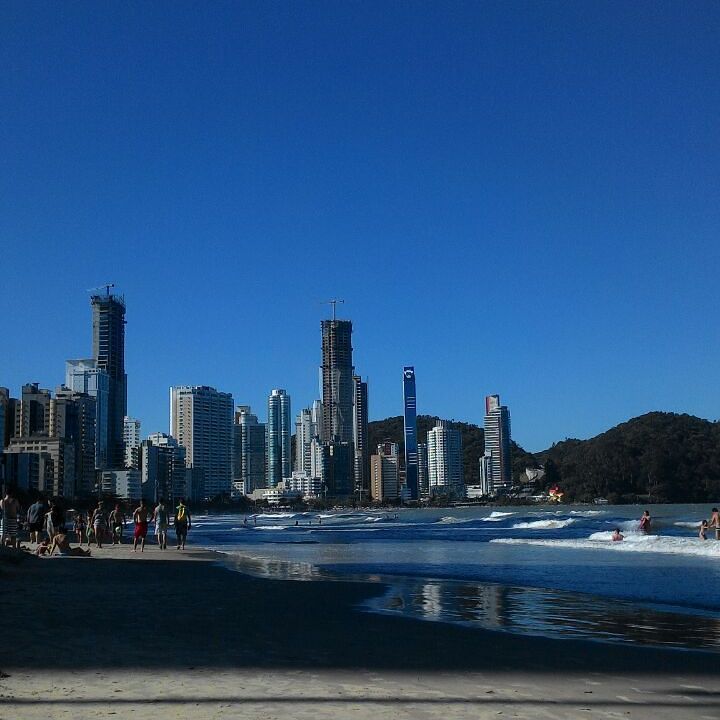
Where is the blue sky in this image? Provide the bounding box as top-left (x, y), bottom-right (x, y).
top-left (1, 0), bottom-right (719, 452)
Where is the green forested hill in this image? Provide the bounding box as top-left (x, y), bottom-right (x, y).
top-left (538, 412), bottom-right (720, 503)
top-left (368, 411), bottom-right (720, 502)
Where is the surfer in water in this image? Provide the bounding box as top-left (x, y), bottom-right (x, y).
top-left (639, 510), bottom-right (651, 533)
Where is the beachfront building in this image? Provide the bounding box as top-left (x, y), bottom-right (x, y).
top-left (484, 395), bottom-right (512, 495)
top-left (91, 289), bottom-right (127, 468)
top-left (0, 387), bottom-right (16, 450)
top-left (370, 441), bottom-right (400, 502)
top-left (417, 442), bottom-right (429, 499)
top-left (233, 406), bottom-right (266, 494)
top-left (402, 367), bottom-right (419, 500)
top-left (51, 387), bottom-right (97, 496)
top-left (320, 318), bottom-right (354, 443)
top-left (123, 416), bottom-right (141, 469)
top-left (14, 383), bottom-right (51, 437)
top-left (140, 432), bottom-right (187, 503)
top-left (100, 468), bottom-right (141, 499)
top-left (267, 389), bottom-right (291, 488)
top-left (170, 385), bottom-right (234, 500)
top-left (284, 471), bottom-right (323, 498)
top-left (6, 436), bottom-right (75, 497)
top-left (320, 440), bottom-right (354, 499)
top-left (352, 375), bottom-right (369, 495)
top-left (426, 421), bottom-right (464, 498)
top-left (294, 406), bottom-right (317, 475)
top-left (66, 358), bottom-right (110, 469)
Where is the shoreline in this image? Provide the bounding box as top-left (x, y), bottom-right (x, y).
top-left (2, 545), bottom-right (720, 719)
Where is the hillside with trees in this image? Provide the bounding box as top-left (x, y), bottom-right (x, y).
top-left (538, 412), bottom-right (720, 503)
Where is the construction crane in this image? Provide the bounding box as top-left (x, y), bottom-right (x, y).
top-left (87, 283), bottom-right (115, 297)
top-left (322, 298), bottom-right (345, 321)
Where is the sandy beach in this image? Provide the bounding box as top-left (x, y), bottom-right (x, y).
top-left (1, 544), bottom-right (719, 719)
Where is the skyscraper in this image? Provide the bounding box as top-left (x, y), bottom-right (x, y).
top-left (352, 375), bottom-right (369, 496)
top-left (233, 406), bottom-right (266, 494)
top-left (320, 319), bottom-right (354, 443)
top-left (427, 420), bottom-right (464, 498)
top-left (66, 358), bottom-right (109, 469)
top-left (123, 416), bottom-right (141, 469)
top-left (484, 394), bottom-right (512, 495)
top-left (14, 383), bottom-right (51, 437)
top-left (91, 290), bottom-right (127, 468)
top-left (294, 407), bottom-right (317, 475)
top-left (417, 441), bottom-right (429, 499)
top-left (170, 385), bottom-right (233, 500)
top-left (266, 389), bottom-right (291, 488)
top-left (140, 432), bottom-right (187, 503)
top-left (402, 367), bottom-right (418, 500)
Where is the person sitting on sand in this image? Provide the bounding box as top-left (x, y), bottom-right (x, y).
top-left (639, 510), bottom-right (651, 533)
top-left (35, 539), bottom-right (51, 556)
top-left (611, 528), bottom-right (624, 542)
top-left (49, 533), bottom-right (91, 557)
top-left (699, 520), bottom-right (709, 540)
top-left (133, 500), bottom-right (150, 553)
top-left (174, 498), bottom-right (191, 550)
top-left (709, 508), bottom-right (720, 540)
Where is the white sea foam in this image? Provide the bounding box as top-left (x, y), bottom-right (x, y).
top-left (439, 516), bottom-right (474, 524)
top-left (674, 521), bottom-right (702, 529)
top-left (569, 510), bottom-right (606, 517)
top-left (481, 511), bottom-right (515, 522)
top-left (511, 519), bottom-right (577, 529)
top-left (492, 534), bottom-right (720, 558)
top-left (253, 525), bottom-right (288, 531)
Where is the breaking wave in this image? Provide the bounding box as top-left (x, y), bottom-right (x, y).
top-left (511, 518), bottom-right (577, 530)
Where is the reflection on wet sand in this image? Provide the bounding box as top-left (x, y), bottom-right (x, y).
top-left (368, 580), bottom-right (720, 652)
top-left (220, 551), bottom-right (720, 652)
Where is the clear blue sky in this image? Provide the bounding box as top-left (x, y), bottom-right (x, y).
top-left (1, 0), bottom-right (719, 452)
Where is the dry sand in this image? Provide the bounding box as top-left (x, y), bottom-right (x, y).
top-left (1, 543), bottom-right (719, 719)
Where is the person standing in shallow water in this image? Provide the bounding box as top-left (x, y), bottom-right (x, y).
top-left (709, 508), bottom-right (720, 540)
top-left (639, 510), bottom-right (651, 533)
top-left (174, 498), bottom-right (191, 550)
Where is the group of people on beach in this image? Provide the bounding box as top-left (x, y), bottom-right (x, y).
top-left (610, 508), bottom-right (720, 542)
top-left (0, 488), bottom-right (192, 556)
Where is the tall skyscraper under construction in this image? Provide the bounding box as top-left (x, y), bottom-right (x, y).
top-left (320, 319), bottom-right (354, 443)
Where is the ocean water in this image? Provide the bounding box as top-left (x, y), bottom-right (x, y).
top-left (190, 504), bottom-right (720, 652)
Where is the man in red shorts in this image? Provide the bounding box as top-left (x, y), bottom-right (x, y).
top-left (133, 499), bottom-right (150, 553)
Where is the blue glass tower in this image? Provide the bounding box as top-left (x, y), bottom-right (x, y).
top-left (403, 367), bottom-right (418, 500)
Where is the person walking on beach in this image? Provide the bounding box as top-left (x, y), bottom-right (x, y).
top-left (709, 508), bottom-right (720, 540)
top-left (91, 502), bottom-right (108, 548)
top-left (133, 499), bottom-right (150, 552)
top-left (0, 488), bottom-right (21, 548)
top-left (73, 511), bottom-right (86, 544)
top-left (639, 510), bottom-right (651, 533)
top-left (45, 500), bottom-right (64, 542)
top-left (174, 498), bottom-right (191, 550)
top-left (153, 499), bottom-right (169, 550)
top-left (26, 496), bottom-right (47, 544)
top-left (110, 503), bottom-right (126, 545)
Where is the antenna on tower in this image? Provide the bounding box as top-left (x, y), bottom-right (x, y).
top-left (87, 283), bottom-right (115, 297)
top-left (321, 298), bottom-right (345, 321)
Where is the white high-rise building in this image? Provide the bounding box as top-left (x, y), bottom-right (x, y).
top-left (294, 407), bottom-right (317, 474)
top-left (170, 385), bottom-right (233, 500)
top-left (426, 421), bottom-right (464, 498)
top-left (123, 416), bottom-right (141, 469)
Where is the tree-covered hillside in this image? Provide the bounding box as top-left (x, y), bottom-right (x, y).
top-left (538, 412), bottom-right (720, 503)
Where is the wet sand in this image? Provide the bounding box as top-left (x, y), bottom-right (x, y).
top-left (1, 544), bottom-right (719, 719)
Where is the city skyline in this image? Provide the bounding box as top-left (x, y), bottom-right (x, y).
top-left (3, 3), bottom-right (720, 452)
